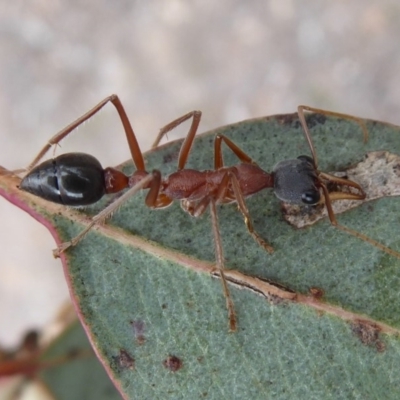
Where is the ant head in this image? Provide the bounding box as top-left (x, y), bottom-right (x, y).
top-left (273, 156), bottom-right (320, 205)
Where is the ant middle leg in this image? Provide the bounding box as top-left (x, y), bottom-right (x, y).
top-left (209, 197), bottom-right (237, 332)
top-left (181, 177), bottom-right (237, 331)
top-left (150, 111), bottom-right (202, 169)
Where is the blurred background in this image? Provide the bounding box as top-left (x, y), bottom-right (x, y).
top-left (1, 0), bottom-right (400, 348)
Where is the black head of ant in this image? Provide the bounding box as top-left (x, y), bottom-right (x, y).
top-left (273, 155), bottom-right (320, 206)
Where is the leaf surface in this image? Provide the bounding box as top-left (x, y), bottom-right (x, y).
top-left (2, 112), bottom-right (400, 399)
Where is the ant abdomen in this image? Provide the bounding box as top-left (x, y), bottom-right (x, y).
top-left (20, 153), bottom-right (106, 206)
top-left (273, 156), bottom-right (320, 205)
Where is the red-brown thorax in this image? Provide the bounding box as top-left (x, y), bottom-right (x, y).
top-left (109, 163), bottom-right (273, 205)
top-left (162, 163), bottom-right (273, 202)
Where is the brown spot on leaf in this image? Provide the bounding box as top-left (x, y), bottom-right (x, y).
top-left (351, 320), bottom-right (385, 352)
top-left (163, 355), bottom-right (183, 372)
top-left (115, 349), bottom-right (135, 370)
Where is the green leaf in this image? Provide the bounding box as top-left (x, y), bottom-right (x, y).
top-left (39, 320), bottom-right (121, 400)
top-left (2, 112), bottom-right (400, 399)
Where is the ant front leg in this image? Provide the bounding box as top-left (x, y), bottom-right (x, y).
top-left (297, 105), bottom-right (369, 168)
top-left (296, 108), bottom-right (400, 260)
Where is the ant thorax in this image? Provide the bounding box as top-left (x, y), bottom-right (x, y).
top-left (272, 156), bottom-right (320, 205)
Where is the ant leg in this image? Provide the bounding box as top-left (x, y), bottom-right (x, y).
top-left (180, 179), bottom-right (236, 331)
top-left (54, 172), bottom-right (156, 257)
top-left (185, 172), bottom-right (274, 253)
top-left (180, 173), bottom-right (232, 218)
top-left (227, 172), bottom-right (274, 254)
top-left (320, 183), bottom-right (400, 259)
top-left (211, 137), bottom-right (274, 252)
top-left (27, 94), bottom-right (146, 173)
top-left (151, 111), bottom-right (202, 148)
top-left (297, 105), bottom-right (369, 169)
top-left (208, 197), bottom-right (237, 332)
top-left (150, 111), bottom-right (202, 171)
top-left (214, 134), bottom-right (256, 169)
top-left (144, 170), bottom-right (174, 209)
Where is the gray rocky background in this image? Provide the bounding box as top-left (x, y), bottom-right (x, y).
top-left (1, 1), bottom-right (400, 347)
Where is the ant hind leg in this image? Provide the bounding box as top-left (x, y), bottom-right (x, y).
top-left (26, 94), bottom-right (146, 173)
top-left (54, 171), bottom-right (158, 257)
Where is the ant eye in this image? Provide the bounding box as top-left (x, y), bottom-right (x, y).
top-left (301, 191), bottom-right (320, 205)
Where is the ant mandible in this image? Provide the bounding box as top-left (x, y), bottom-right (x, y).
top-left (19, 95), bottom-right (400, 332)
